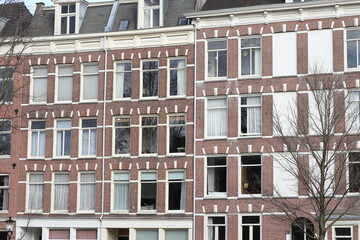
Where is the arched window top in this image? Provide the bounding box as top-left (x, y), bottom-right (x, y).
top-left (291, 218), bottom-right (315, 240)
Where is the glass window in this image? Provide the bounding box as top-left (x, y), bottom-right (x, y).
top-left (115, 62), bottom-right (131, 99)
top-left (142, 61), bottom-right (158, 97)
top-left (165, 230), bottom-right (188, 240)
top-left (53, 173), bottom-right (69, 211)
top-left (79, 173), bottom-right (95, 211)
top-left (207, 157), bottom-right (227, 196)
top-left (30, 120), bottom-right (46, 157)
top-left (60, 4), bottom-right (76, 34)
top-left (168, 115), bottom-right (186, 154)
top-left (347, 29), bottom-right (360, 69)
top-left (348, 91), bottom-right (360, 132)
top-left (49, 230), bottom-right (70, 240)
top-left (168, 171), bottom-right (185, 211)
top-left (141, 116), bottom-right (157, 154)
top-left (76, 229), bottom-right (97, 240)
top-left (241, 215), bottom-right (261, 240)
top-left (0, 120), bottom-right (11, 155)
top-left (137, 230), bottom-right (158, 240)
top-left (0, 175), bottom-right (9, 211)
top-left (207, 98), bottom-right (228, 137)
top-left (207, 40), bottom-right (227, 78)
top-left (119, 20), bottom-right (130, 31)
top-left (114, 117), bottom-right (130, 155)
top-left (28, 173), bottom-right (44, 211)
top-left (349, 152), bottom-right (360, 192)
top-left (241, 38), bottom-right (261, 76)
top-left (31, 67), bottom-right (48, 103)
top-left (241, 156), bottom-right (262, 194)
top-left (240, 96), bottom-right (261, 136)
top-left (169, 59), bottom-right (186, 96)
top-left (55, 120), bottom-right (71, 157)
top-left (140, 172), bottom-right (157, 210)
top-left (57, 65), bottom-right (73, 102)
top-left (0, 67), bottom-right (14, 102)
top-left (334, 227), bottom-right (352, 240)
top-left (113, 172), bottom-right (129, 210)
top-left (142, 0), bottom-right (160, 28)
top-left (208, 216), bottom-right (226, 240)
top-left (82, 64), bottom-right (98, 101)
top-left (81, 119), bottom-right (97, 156)
top-left (291, 218), bottom-right (315, 240)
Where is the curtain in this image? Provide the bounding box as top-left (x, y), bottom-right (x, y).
top-left (177, 60), bottom-right (186, 95)
top-left (31, 131), bottom-right (45, 156)
top-left (137, 230), bottom-right (158, 240)
top-left (208, 218), bottom-right (214, 240)
top-left (207, 168), bottom-right (215, 194)
top-left (82, 130), bottom-right (89, 155)
top-left (241, 49), bottom-right (250, 75)
top-left (247, 97), bottom-right (261, 134)
top-left (54, 174), bottom-right (69, 211)
top-left (83, 75), bottom-right (98, 100)
top-left (58, 76), bottom-right (72, 101)
top-left (207, 99), bottom-right (227, 136)
top-left (253, 48), bottom-right (261, 74)
top-left (29, 174), bottom-right (43, 211)
top-left (114, 182), bottom-right (129, 210)
top-left (1, 176), bottom-right (8, 210)
top-left (56, 130), bottom-right (63, 156)
top-left (348, 92), bottom-right (360, 131)
top-left (90, 129), bottom-right (97, 155)
top-left (80, 173), bottom-right (95, 210)
top-left (33, 77), bottom-right (47, 102)
top-left (143, 9), bottom-right (150, 28)
top-left (116, 63), bottom-right (125, 98)
top-left (76, 230), bottom-right (97, 240)
top-left (49, 230), bottom-right (70, 240)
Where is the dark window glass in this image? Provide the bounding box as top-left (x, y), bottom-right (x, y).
top-left (119, 20), bottom-right (129, 31)
top-left (69, 16), bottom-right (75, 34)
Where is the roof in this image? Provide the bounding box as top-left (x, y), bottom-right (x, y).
top-left (202, 0), bottom-right (285, 11)
top-left (0, 2), bottom-right (32, 36)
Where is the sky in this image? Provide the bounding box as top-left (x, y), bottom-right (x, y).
top-left (24, 0), bottom-right (111, 13)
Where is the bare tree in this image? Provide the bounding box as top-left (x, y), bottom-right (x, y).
top-left (270, 67), bottom-right (360, 240)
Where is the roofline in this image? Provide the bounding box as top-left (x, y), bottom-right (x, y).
top-left (184, 0), bottom-right (360, 18)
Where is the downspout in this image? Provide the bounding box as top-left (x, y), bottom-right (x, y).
top-left (100, 36), bottom-right (108, 240)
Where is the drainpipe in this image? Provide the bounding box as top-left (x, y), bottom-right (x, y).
top-left (192, 21), bottom-right (197, 240)
top-left (100, 36), bottom-right (108, 240)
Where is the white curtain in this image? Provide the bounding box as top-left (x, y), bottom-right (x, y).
top-left (1, 176), bottom-right (8, 210)
top-left (58, 76), bottom-right (72, 101)
top-left (33, 77), bottom-right (47, 102)
top-left (114, 182), bottom-right (129, 210)
top-left (207, 99), bottom-right (227, 136)
top-left (177, 60), bottom-right (186, 95)
top-left (29, 174), bottom-right (43, 211)
top-left (54, 174), bottom-right (69, 211)
top-left (143, 9), bottom-right (150, 28)
top-left (247, 97), bottom-right (261, 134)
top-left (83, 75), bottom-right (98, 100)
top-left (82, 130), bottom-right (89, 155)
top-left (116, 63), bottom-right (125, 98)
top-left (207, 168), bottom-right (215, 194)
top-left (348, 92), bottom-right (360, 132)
top-left (82, 129), bottom-right (96, 155)
top-left (253, 48), bottom-right (261, 74)
top-left (80, 173), bottom-right (95, 210)
top-left (31, 131), bottom-right (45, 157)
top-left (208, 218), bottom-right (214, 240)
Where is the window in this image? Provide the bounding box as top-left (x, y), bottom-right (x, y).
top-left (29, 120), bottom-right (46, 158)
top-left (165, 230), bottom-right (188, 240)
top-left (28, 173), bottom-right (44, 211)
top-left (0, 175), bottom-right (9, 211)
top-left (241, 38), bottom-right (261, 76)
top-left (115, 62), bottom-right (132, 99)
top-left (49, 230), bottom-right (70, 240)
top-left (56, 65), bottom-right (73, 102)
top-left (168, 171), bottom-right (185, 211)
top-left (79, 172), bottom-right (95, 211)
top-left (207, 40), bottom-right (227, 78)
top-left (291, 218), bottom-right (315, 240)
top-left (240, 155), bottom-right (262, 194)
top-left (31, 67), bottom-right (47, 103)
top-left (141, 116), bottom-right (157, 154)
top-left (55, 120), bottom-right (71, 157)
top-left (0, 120), bottom-right (10, 155)
top-left (348, 91), bottom-right (360, 132)
top-left (334, 227), bottom-right (352, 240)
top-left (0, 67), bottom-right (14, 102)
top-left (114, 117), bottom-right (130, 155)
top-left (349, 152), bottom-right (360, 192)
top-left (240, 96), bottom-right (261, 136)
top-left (240, 215), bottom-right (261, 240)
top-left (207, 157), bottom-right (227, 196)
top-left (168, 115), bottom-right (186, 154)
top-left (53, 173), bottom-right (69, 211)
top-left (207, 216), bottom-right (226, 240)
top-left (169, 59), bottom-right (186, 96)
top-left (142, 60), bottom-right (158, 97)
top-left (61, 4), bottom-right (76, 34)
top-left (137, 230), bottom-right (158, 240)
top-left (113, 172), bottom-right (129, 211)
top-left (76, 229), bottom-right (97, 240)
top-left (142, 0), bottom-right (160, 28)
top-left (119, 20), bottom-right (130, 31)
top-left (82, 64), bottom-right (98, 101)
top-left (347, 29), bottom-right (360, 69)
top-left (207, 98), bottom-right (227, 137)
top-left (140, 172), bottom-right (157, 210)
top-left (81, 119), bottom-right (97, 156)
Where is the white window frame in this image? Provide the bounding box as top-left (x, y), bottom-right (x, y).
top-left (239, 214), bottom-right (262, 240)
top-left (332, 226), bottom-right (353, 240)
top-left (30, 66), bottom-right (48, 104)
top-left (26, 172), bottom-right (44, 213)
top-left (114, 61), bottom-right (132, 100)
top-left (347, 90), bottom-right (360, 133)
top-left (142, 0), bottom-right (160, 28)
top-left (167, 57), bottom-right (187, 98)
top-left (205, 97), bottom-right (228, 139)
top-left (239, 155), bottom-right (262, 196)
top-left (206, 215), bottom-right (227, 240)
top-left (54, 119), bottom-right (71, 158)
top-left (0, 174), bottom-right (9, 212)
top-left (113, 116), bottom-right (131, 156)
top-left (55, 64), bottom-right (73, 103)
top-left (51, 172), bottom-right (70, 213)
top-left (346, 29), bottom-right (360, 71)
top-left (0, 66), bottom-right (14, 103)
top-left (79, 118), bottom-right (97, 157)
top-left (206, 156), bottom-right (227, 197)
top-left (206, 39), bottom-right (228, 81)
top-left (239, 95), bottom-right (262, 136)
top-left (239, 37), bottom-right (262, 78)
top-left (111, 171), bottom-right (130, 213)
top-left (77, 172), bottom-right (96, 213)
top-left (80, 63), bottom-right (99, 102)
top-left (166, 170), bottom-right (186, 213)
top-left (139, 171), bottom-right (157, 213)
top-left (347, 152), bottom-right (360, 193)
top-left (140, 115), bottom-right (158, 156)
top-left (28, 120), bottom-right (46, 158)
top-left (0, 120), bottom-right (11, 156)
top-left (60, 4), bottom-right (76, 34)
top-left (140, 59), bottom-right (159, 99)
top-left (167, 114), bottom-right (186, 156)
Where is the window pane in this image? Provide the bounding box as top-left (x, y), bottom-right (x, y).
top-left (83, 75), bottom-right (98, 100)
top-left (82, 119), bottom-right (97, 128)
top-left (143, 71), bottom-right (158, 97)
top-left (58, 76), bottom-right (73, 101)
top-left (218, 50), bottom-right (227, 77)
top-left (242, 216), bottom-right (260, 224)
top-left (165, 230), bottom-right (188, 240)
top-left (208, 40), bottom-right (227, 50)
top-left (69, 16), bottom-right (75, 33)
top-left (115, 127), bottom-right (130, 154)
top-left (348, 30), bottom-right (360, 39)
top-left (347, 41), bottom-right (357, 68)
top-left (335, 227), bottom-right (351, 236)
top-left (33, 77), bottom-right (47, 102)
top-left (141, 172), bottom-right (156, 180)
top-left (136, 230), bottom-right (158, 240)
top-left (141, 182), bottom-right (156, 209)
top-left (61, 17), bottom-right (67, 34)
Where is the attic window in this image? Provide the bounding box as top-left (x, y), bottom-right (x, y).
top-left (61, 4), bottom-right (76, 34)
top-left (143, 0), bottom-right (160, 28)
top-left (119, 20), bottom-right (129, 31)
top-left (178, 17), bottom-right (188, 26)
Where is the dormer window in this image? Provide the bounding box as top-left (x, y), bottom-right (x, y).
top-left (143, 0), bottom-right (160, 28)
top-left (61, 4), bottom-right (76, 34)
